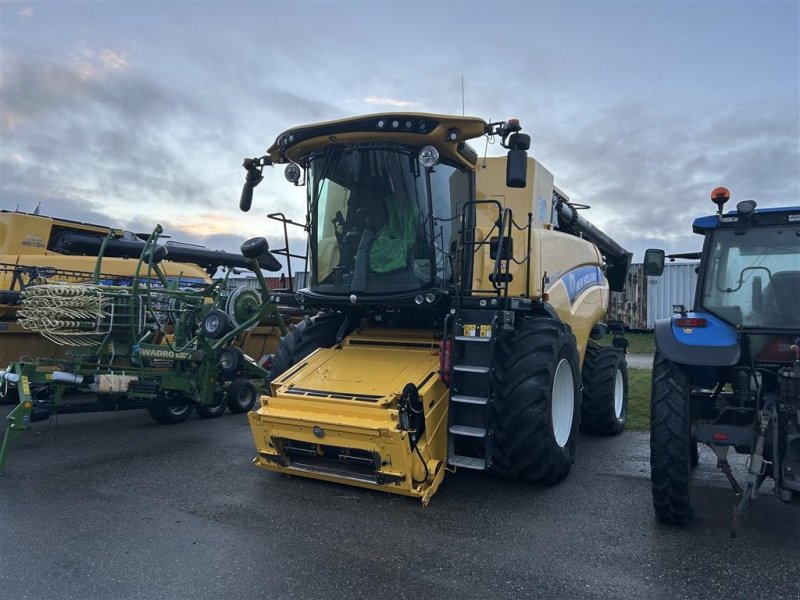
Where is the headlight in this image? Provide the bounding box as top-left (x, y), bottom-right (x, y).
top-left (419, 145), bottom-right (440, 168)
top-left (284, 163), bottom-right (301, 183)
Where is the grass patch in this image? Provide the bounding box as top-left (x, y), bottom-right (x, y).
top-left (626, 368), bottom-right (651, 430)
top-left (600, 331), bottom-right (655, 354)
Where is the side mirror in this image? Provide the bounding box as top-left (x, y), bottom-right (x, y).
top-left (240, 157), bottom-right (271, 212)
top-left (643, 249), bottom-right (665, 276)
top-left (239, 166), bottom-right (263, 212)
top-left (506, 133), bottom-right (530, 188)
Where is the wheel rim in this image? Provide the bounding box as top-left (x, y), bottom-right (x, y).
top-left (551, 358), bottom-right (575, 447)
top-left (220, 352), bottom-right (234, 371)
top-left (206, 315), bottom-right (219, 332)
top-left (236, 387), bottom-right (254, 407)
top-left (614, 368), bottom-right (624, 419)
top-left (168, 405), bottom-right (189, 417)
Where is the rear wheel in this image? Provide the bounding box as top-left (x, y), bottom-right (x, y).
top-left (269, 313), bottom-right (347, 379)
top-left (490, 317), bottom-right (581, 484)
top-left (650, 352), bottom-right (693, 524)
top-left (148, 403), bottom-right (193, 425)
top-left (580, 343), bottom-right (628, 435)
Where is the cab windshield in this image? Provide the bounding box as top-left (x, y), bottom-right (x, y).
top-left (701, 225), bottom-right (800, 328)
top-left (307, 144), bottom-right (470, 295)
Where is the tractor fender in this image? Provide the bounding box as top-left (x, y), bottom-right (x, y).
top-left (653, 314), bottom-right (740, 366)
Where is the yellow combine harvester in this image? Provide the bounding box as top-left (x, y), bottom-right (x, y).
top-left (239, 113), bottom-right (632, 503)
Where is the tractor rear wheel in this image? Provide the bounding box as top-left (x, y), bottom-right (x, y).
top-left (269, 313), bottom-right (347, 379)
top-left (580, 343), bottom-right (628, 435)
top-left (650, 352), bottom-right (693, 524)
top-left (490, 317), bottom-right (581, 484)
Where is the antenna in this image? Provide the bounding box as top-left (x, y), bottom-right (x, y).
top-left (461, 75), bottom-right (465, 116)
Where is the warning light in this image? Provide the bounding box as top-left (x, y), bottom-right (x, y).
top-left (712, 432), bottom-right (729, 442)
top-left (710, 186), bottom-right (730, 213)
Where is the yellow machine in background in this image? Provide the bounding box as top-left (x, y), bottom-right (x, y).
top-left (0, 211), bottom-right (286, 368)
top-left (239, 113), bottom-right (632, 503)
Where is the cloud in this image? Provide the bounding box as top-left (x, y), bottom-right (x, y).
top-left (364, 96), bottom-right (419, 108)
top-left (0, 48), bottom-right (135, 132)
top-left (534, 96), bottom-right (800, 259)
top-left (98, 49), bottom-right (128, 71)
top-left (18, 6), bottom-right (32, 18)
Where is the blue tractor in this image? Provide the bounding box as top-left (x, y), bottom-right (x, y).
top-left (644, 187), bottom-right (800, 533)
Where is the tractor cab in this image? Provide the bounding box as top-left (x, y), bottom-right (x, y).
top-left (697, 208), bottom-right (800, 330)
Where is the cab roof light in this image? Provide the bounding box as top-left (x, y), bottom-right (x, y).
top-left (736, 200), bottom-right (757, 215)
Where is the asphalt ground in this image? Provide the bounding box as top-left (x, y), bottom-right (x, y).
top-left (1, 407), bottom-right (798, 600)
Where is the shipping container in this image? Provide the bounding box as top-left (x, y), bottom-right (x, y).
top-left (607, 262), bottom-right (699, 330)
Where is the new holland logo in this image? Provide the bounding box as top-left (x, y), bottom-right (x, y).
top-left (139, 347), bottom-right (191, 360)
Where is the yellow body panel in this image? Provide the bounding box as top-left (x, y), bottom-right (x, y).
top-left (249, 328), bottom-right (449, 503)
top-left (473, 156), bottom-right (609, 363)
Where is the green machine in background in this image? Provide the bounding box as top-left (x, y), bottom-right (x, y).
top-left (0, 228), bottom-right (287, 474)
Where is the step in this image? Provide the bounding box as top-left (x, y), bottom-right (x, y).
top-left (455, 335), bottom-right (491, 343)
top-left (452, 365), bottom-right (490, 374)
top-left (449, 425), bottom-right (487, 438)
top-left (448, 455), bottom-right (486, 470)
top-left (451, 394), bottom-right (488, 406)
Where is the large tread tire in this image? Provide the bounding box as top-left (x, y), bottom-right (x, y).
top-left (490, 317), bottom-right (581, 484)
top-left (650, 352), bottom-right (693, 524)
top-left (580, 343), bottom-right (628, 435)
top-left (269, 313), bottom-right (347, 379)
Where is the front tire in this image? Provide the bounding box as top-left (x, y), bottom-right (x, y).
top-left (580, 343), bottom-right (628, 435)
top-left (650, 352), bottom-right (693, 524)
top-left (490, 317), bottom-right (581, 484)
top-left (269, 313), bottom-right (347, 379)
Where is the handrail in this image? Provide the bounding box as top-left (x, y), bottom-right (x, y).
top-left (267, 212), bottom-right (309, 288)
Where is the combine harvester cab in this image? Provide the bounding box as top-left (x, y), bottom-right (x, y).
top-left (240, 113), bottom-right (632, 503)
top-left (645, 188), bottom-right (800, 533)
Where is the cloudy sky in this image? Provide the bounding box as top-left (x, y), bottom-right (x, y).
top-left (1, 1), bottom-right (798, 266)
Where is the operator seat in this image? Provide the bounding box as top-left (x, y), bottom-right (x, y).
top-left (762, 271), bottom-right (800, 325)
